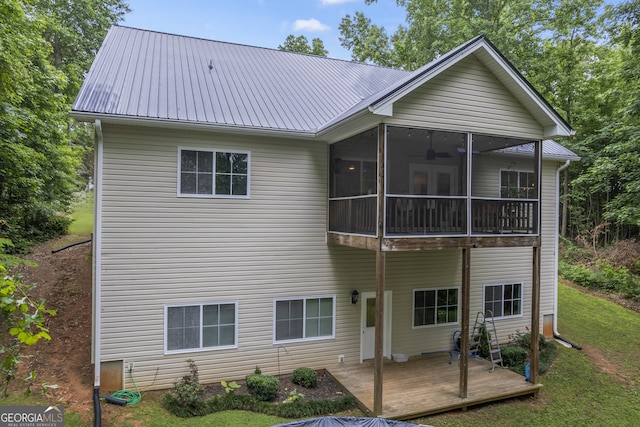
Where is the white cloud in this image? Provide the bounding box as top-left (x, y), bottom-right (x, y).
top-left (319, 0), bottom-right (359, 5)
top-left (292, 18), bottom-right (330, 32)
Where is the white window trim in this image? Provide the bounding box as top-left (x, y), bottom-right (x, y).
top-left (177, 146), bottom-right (251, 199)
top-left (412, 286), bottom-right (461, 329)
top-left (273, 295), bottom-right (336, 344)
top-left (483, 282), bottom-right (525, 320)
top-left (164, 301), bottom-right (238, 355)
top-left (498, 168), bottom-right (534, 200)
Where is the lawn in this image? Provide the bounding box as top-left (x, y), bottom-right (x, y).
top-left (68, 191), bottom-right (94, 235)
top-left (417, 283), bottom-right (640, 426)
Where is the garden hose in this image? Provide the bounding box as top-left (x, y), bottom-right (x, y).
top-left (110, 368), bottom-right (142, 405)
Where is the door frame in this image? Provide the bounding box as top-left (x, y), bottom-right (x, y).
top-left (360, 291), bottom-right (392, 362)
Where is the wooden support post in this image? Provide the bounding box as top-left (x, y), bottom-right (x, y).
top-left (459, 247), bottom-right (471, 398)
top-left (373, 123), bottom-right (386, 416)
top-left (530, 245), bottom-right (541, 385)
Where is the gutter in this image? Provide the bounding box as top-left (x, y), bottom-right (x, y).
top-left (93, 119), bottom-right (104, 426)
top-left (553, 159), bottom-right (581, 349)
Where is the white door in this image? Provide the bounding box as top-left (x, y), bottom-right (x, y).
top-left (361, 291), bottom-right (392, 361)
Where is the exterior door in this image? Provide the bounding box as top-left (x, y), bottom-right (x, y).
top-left (361, 291), bottom-right (392, 361)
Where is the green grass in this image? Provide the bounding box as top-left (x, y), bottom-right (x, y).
top-left (68, 191), bottom-right (94, 235)
top-left (417, 283), bottom-right (640, 426)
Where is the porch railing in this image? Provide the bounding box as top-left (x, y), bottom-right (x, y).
top-left (328, 197), bottom-right (538, 237)
top-left (471, 198), bottom-right (538, 234)
top-left (328, 196), bottom-right (377, 235)
top-left (385, 196), bottom-right (466, 235)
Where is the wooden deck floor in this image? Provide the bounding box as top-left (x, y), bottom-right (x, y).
top-left (327, 353), bottom-right (541, 420)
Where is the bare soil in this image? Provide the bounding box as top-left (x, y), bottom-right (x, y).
top-left (10, 235), bottom-right (351, 424)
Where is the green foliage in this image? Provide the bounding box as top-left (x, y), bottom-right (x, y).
top-left (245, 374), bottom-right (279, 402)
top-left (0, 266), bottom-right (56, 396)
top-left (500, 345), bottom-right (529, 368)
top-left (171, 359), bottom-right (205, 409)
top-left (163, 390), bottom-right (357, 419)
top-left (474, 325), bottom-right (491, 358)
top-left (283, 389), bottom-right (305, 403)
top-left (254, 366), bottom-right (261, 375)
top-left (220, 380), bottom-right (240, 394)
top-left (278, 34), bottom-right (328, 57)
top-left (292, 367), bottom-right (318, 388)
top-left (560, 259), bottom-right (640, 301)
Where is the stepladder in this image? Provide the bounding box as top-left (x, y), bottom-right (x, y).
top-left (470, 310), bottom-right (504, 372)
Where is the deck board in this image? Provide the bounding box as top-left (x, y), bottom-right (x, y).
top-left (327, 353), bottom-right (541, 419)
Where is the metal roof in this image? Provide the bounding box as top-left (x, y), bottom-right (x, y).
top-left (72, 26), bottom-right (577, 159)
top-left (499, 140), bottom-right (580, 161)
top-left (72, 26), bottom-right (409, 133)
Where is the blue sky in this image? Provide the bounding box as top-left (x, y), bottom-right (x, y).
top-left (121, 0), bottom-right (406, 60)
top-left (122, 0), bottom-right (622, 61)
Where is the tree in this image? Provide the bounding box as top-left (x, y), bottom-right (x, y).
top-left (278, 34), bottom-right (328, 56)
top-left (339, 0), bottom-right (551, 70)
top-left (0, 0), bottom-right (78, 251)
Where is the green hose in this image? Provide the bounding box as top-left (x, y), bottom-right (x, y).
top-left (111, 368), bottom-right (142, 405)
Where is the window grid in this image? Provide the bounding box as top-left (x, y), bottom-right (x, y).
top-left (274, 297), bottom-right (335, 342)
top-left (500, 170), bottom-right (535, 199)
top-left (179, 148), bottom-right (249, 198)
top-left (413, 287), bottom-right (459, 328)
top-left (166, 303), bottom-right (237, 353)
top-left (484, 283), bottom-right (523, 319)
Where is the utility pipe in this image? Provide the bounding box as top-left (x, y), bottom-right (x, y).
top-left (93, 120), bottom-right (104, 425)
top-left (553, 159), bottom-right (581, 349)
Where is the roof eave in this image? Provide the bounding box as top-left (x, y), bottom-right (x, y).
top-left (70, 111), bottom-right (318, 139)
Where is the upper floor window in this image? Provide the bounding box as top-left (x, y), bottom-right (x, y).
top-left (484, 283), bottom-right (522, 319)
top-left (413, 287), bottom-right (459, 328)
top-left (179, 148), bottom-right (249, 198)
top-left (500, 170), bottom-right (535, 199)
top-left (165, 302), bottom-right (237, 354)
top-left (274, 296), bottom-right (335, 343)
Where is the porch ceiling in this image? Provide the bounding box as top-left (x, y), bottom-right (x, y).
top-left (327, 353), bottom-right (541, 420)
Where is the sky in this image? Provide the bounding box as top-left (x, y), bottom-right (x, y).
top-left (121, 0), bottom-right (407, 61)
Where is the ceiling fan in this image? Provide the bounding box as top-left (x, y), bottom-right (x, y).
top-left (425, 131), bottom-right (451, 160)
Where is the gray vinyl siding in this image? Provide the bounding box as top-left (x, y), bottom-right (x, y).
top-left (99, 124), bottom-right (369, 389)
top-left (385, 55), bottom-right (543, 140)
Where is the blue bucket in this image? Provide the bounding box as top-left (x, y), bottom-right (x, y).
top-left (524, 363), bottom-right (531, 381)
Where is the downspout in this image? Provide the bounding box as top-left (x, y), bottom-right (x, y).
top-left (554, 159), bottom-right (581, 349)
top-left (93, 120), bottom-right (104, 426)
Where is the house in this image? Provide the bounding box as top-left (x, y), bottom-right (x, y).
top-left (71, 26), bottom-right (578, 416)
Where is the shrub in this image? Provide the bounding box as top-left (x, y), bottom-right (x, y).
top-left (245, 373), bottom-right (279, 401)
top-left (292, 367), bottom-right (318, 388)
top-left (171, 359), bottom-right (205, 408)
top-left (505, 330), bottom-right (557, 376)
top-left (501, 345), bottom-right (528, 368)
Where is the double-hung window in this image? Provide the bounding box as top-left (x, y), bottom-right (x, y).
top-left (484, 283), bottom-right (522, 319)
top-left (413, 287), bottom-right (459, 327)
top-left (500, 170), bottom-right (535, 199)
top-left (274, 296), bottom-right (335, 342)
top-left (179, 148), bottom-right (249, 197)
top-left (165, 302), bottom-right (237, 353)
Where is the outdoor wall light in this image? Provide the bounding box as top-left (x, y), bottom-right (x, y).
top-left (351, 290), bottom-right (359, 305)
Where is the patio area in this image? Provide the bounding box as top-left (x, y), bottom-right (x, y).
top-left (327, 353), bottom-right (541, 420)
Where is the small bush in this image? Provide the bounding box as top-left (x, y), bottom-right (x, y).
top-left (501, 345), bottom-right (529, 368)
top-left (170, 359), bottom-right (205, 410)
top-left (292, 367), bottom-right (318, 388)
top-left (246, 373), bottom-right (280, 401)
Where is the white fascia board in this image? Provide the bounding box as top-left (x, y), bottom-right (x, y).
top-left (69, 111), bottom-right (318, 140)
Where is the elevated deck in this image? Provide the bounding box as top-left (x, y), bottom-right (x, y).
top-left (327, 353), bottom-right (541, 420)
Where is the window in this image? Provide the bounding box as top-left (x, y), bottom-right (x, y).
top-left (165, 303), bottom-right (237, 353)
top-left (179, 148), bottom-right (249, 197)
top-left (500, 170), bottom-right (535, 199)
top-left (484, 283), bottom-right (523, 319)
top-left (274, 296), bottom-right (335, 342)
top-left (413, 287), bottom-right (459, 327)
